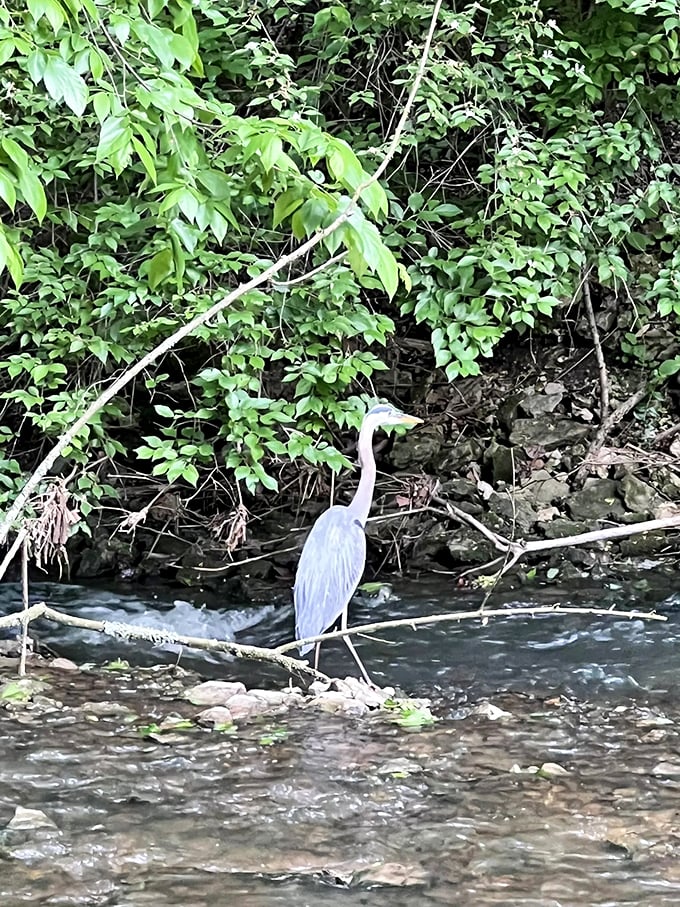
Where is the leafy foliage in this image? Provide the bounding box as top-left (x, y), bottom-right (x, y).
top-left (1, 0), bottom-right (679, 517)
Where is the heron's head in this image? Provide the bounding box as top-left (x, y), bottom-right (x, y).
top-left (364, 403), bottom-right (423, 429)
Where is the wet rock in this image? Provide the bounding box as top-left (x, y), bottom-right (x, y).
top-left (537, 762), bottom-right (570, 778)
top-left (7, 806), bottom-right (57, 830)
top-left (50, 657), bottom-right (79, 672)
top-left (196, 706), bottom-right (233, 727)
top-left (472, 701), bottom-right (512, 720)
top-left (390, 424), bottom-right (444, 470)
top-left (312, 690), bottom-right (370, 717)
top-left (651, 761), bottom-right (680, 777)
top-left (509, 417), bottom-right (590, 451)
top-left (376, 758), bottom-right (424, 776)
top-left (80, 700), bottom-right (134, 717)
top-left (185, 680), bottom-right (246, 706)
top-left (484, 441), bottom-right (515, 484)
top-left (354, 862), bottom-right (430, 887)
top-left (620, 474), bottom-right (656, 512)
top-left (225, 693), bottom-right (271, 720)
top-left (566, 479), bottom-right (625, 521)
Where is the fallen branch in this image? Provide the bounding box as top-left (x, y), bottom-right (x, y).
top-left (0, 602), bottom-right (329, 682)
top-left (0, 0), bottom-right (444, 549)
top-left (276, 603), bottom-right (666, 655)
top-left (430, 495), bottom-right (680, 576)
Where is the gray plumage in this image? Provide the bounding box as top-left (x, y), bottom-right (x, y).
top-left (292, 403), bottom-right (423, 682)
top-left (294, 506), bottom-right (366, 655)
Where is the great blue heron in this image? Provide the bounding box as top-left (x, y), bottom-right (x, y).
top-left (293, 403), bottom-right (423, 682)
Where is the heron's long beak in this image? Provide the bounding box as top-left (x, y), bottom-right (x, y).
top-left (399, 414), bottom-right (424, 425)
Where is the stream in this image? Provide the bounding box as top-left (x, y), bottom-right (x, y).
top-left (1, 571), bottom-right (680, 905)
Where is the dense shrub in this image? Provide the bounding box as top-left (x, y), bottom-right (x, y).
top-left (0, 0), bottom-right (679, 515)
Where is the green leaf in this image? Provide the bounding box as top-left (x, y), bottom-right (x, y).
top-left (0, 167), bottom-right (16, 210)
top-left (147, 248), bottom-right (174, 289)
top-left (43, 55), bottom-right (88, 115)
top-left (17, 169), bottom-right (47, 222)
top-left (28, 0), bottom-right (66, 33)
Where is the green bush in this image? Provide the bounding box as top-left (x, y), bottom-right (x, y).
top-left (1, 0), bottom-right (680, 516)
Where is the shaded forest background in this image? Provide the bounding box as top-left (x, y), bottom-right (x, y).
top-left (1, 0), bottom-right (680, 582)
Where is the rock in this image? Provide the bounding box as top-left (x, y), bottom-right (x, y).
top-left (196, 706), bottom-right (234, 727)
top-left (446, 530), bottom-right (497, 565)
top-left (542, 518), bottom-right (591, 539)
top-left (652, 761), bottom-right (680, 777)
top-left (519, 387), bottom-right (564, 417)
top-left (523, 469), bottom-right (570, 505)
top-left (225, 693), bottom-right (270, 720)
top-left (620, 473), bottom-right (656, 511)
top-left (50, 657), bottom-right (79, 672)
top-left (484, 441), bottom-right (516, 484)
top-left (473, 701), bottom-right (513, 720)
top-left (537, 762), bottom-right (570, 778)
top-left (566, 479), bottom-right (625, 521)
top-left (7, 806), bottom-right (57, 830)
top-left (185, 680), bottom-right (246, 706)
top-left (440, 438), bottom-right (484, 472)
top-left (619, 532), bottom-right (668, 556)
top-left (391, 424), bottom-right (444, 470)
top-left (487, 491), bottom-right (538, 532)
top-left (439, 477), bottom-right (478, 500)
top-left (509, 417), bottom-right (590, 451)
top-left (376, 758), bottom-right (424, 776)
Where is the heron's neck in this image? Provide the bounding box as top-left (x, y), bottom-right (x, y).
top-left (349, 421), bottom-right (376, 527)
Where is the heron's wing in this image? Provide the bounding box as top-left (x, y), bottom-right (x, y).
top-left (293, 506), bottom-right (366, 654)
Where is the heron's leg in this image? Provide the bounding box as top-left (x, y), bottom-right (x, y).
top-left (314, 641), bottom-right (321, 672)
top-left (341, 606), bottom-right (374, 686)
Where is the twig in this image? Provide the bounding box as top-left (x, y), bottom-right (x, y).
top-left (0, 603), bottom-right (329, 682)
top-left (18, 538), bottom-right (29, 677)
top-left (0, 0), bottom-right (444, 548)
top-left (272, 251), bottom-right (347, 288)
top-left (583, 271), bottom-right (609, 426)
top-left (0, 526), bottom-right (28, 583)
top-left (429, 494), bottom-right (680, 574)
top-left (430, 497), bottom-right (511, 552)
top-left (275, 604), bottom-right (666, 654)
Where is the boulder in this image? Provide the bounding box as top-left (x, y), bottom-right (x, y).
top-left (620, 473), bottom-right (656, 512)
top-left (440, 438), bottom-right (484, 472)
top-left (509, 416), bottom-right (590, 451)
top-left (566, 479), bottom-right (625, 521)
top-left (542, 518), bottom-right (592, 539)
top-left (522, 468), bottom-right (570, 506)
top-left (390, 425), bottom-right (444, 470)
top-left (484, 441), bottom-right (515, 484)
top-left (519, 384), bottom-right (565, 417)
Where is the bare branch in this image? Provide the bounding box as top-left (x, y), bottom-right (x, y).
top-left (276, 604), bottom-right (666, 655)
top-left (0, 602), bottom-right (330, 683)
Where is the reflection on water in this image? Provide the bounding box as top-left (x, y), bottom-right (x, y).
top-left (1, 573), bottom-right (680, 904)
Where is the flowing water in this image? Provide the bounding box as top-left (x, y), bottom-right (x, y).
top-left (1, 571), bottom-right (680, 905)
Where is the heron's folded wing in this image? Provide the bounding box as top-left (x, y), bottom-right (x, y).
top-left (293, 507), bottom-right (366, 654)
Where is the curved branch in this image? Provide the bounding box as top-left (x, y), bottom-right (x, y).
top-left (0, 602), bottom-right (329, 682)
top-left (275, 604), bottom-right (666, 655)
top-left (0, 0), bottom-right (444, 546)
